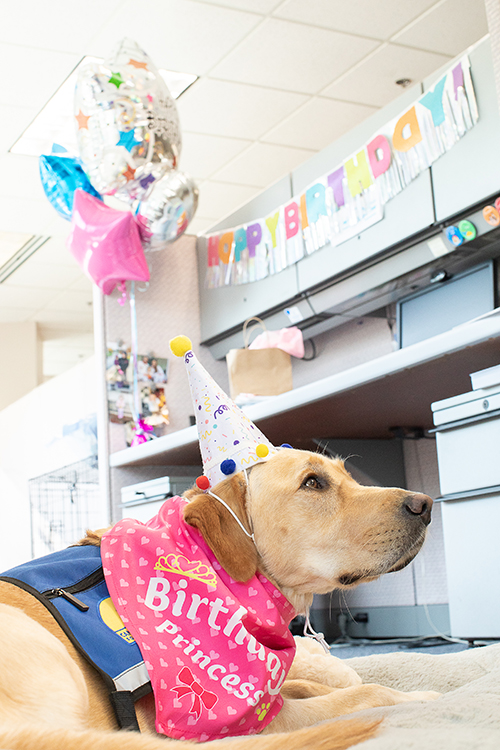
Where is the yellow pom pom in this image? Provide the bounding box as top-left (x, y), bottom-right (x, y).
top-left (255, 443), bottom-right (269, 458)
top-left (170, 335), bottom-right (193, 358)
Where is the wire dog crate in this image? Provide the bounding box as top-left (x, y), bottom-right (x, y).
top-left (29, 455), bottom-right (106, 558)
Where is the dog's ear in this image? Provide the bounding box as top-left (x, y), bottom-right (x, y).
top-left (183, 475), bottom-right (258, 582)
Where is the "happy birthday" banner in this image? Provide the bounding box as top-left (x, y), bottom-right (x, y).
top-left (203, 56), bottom-right (478, 289)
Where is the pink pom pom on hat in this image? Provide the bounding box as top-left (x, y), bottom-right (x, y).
top-left (170, 335), bottom-right (278, 488)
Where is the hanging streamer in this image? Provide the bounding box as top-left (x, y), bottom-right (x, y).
top-left (128, 281), bottom-right (155, 447)
top-left (203, 54), bottom-right (479, 289)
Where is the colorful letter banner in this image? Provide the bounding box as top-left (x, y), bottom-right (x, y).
top-left (203, 56), bottom-right (478, 288)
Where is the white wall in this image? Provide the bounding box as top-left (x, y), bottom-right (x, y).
top-left (0, 321), bottom-right (42, 410)
top-left (0, 355), bottom-right (104, 570)
top-left (291, 315), bottom-right (394, 389)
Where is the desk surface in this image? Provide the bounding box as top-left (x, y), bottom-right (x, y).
top-left (110, 311), bottom-right (500, 468)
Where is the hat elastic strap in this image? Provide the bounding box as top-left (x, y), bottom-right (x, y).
top-left (207, 488), bottom-right (255, 542)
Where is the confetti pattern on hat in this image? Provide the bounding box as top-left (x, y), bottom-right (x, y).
top-left (170, 335), bottom-right (278, 488)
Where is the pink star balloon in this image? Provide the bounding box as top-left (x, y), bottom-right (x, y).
top-left (67, 189), bottom-right (149, 295)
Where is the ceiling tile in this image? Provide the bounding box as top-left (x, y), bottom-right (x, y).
top-left (0, 44), bottom-right (80, 113)
top-left (0, 0), bottom-right (124, 54)
top-left (0, 284), bottom-right (59, 309)
top-left (33, 309), bottom-right (94, 329)
top-left (213, 142), bottom-right (314, 187)
top-left (3, 261), bottom-right (83, 290)
top-left (68, 275), bottom-right (94, 292)
top-left (0, 104), bottom-right (39, 154)
top-left (37, 213), bottom-right (74, 239)
top-left (0, 154), bottom-right (46, 200)
top-left (0, 307), bottom-right (36, 323)
top-left (177, 78), bottom-right (308, 139)
top-left (195, 0), bottom-right (282, 12)
top-left (273, 0), bottom-right (439, 40)
top-left (0, 195), bottom-right (60, 235)
top-left (29, 237), bottom-right (79, 267)
top-left (180, 132), bottom-right (252, 180)
top-left (185, 218), bottom-right (215, 236)
top-left (86, 0), bottom-right (260, 75)
top-left (211, 18), bottom-right (380, 93)
top-left (393, 0), bottom-right (488, 56)
top-left (263, 96), bottom-right (377, 150)
top-left (41, 330), bottom-right (95, 346)
top-left (196, 181), bottom-right (262, 222)
top-left (0, 231), bottom-right (33, 266)
top-left (322, 43), bottom-right (451, 107)
top-left (42, 288), bottom-right (94, 312)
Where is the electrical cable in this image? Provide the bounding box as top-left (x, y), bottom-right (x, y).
top-left (302, 338), bottom-right (317, 361)
top-left (417, 556), bottom-right (469, 646)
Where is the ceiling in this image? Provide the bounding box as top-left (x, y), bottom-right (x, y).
top-left (0, 0), bottom-right (489, 378)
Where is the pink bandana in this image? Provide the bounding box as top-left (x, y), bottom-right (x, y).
top-left (101, 496), bottom-right (296, 742)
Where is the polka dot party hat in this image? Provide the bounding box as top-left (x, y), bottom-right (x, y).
top-left (170, 335), bottom-right (278, 489)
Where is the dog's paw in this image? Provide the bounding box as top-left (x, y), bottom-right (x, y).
top-left (294, 635), bottom-right (327, 656)
top-left (404, 690), bottom-right (442, 702)
top-left (325, 655), bottom-right (363, 687)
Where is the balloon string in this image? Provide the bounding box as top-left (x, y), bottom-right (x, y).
top-left (117, 281), bottom-right (128, 306)
top-left (129, 281), bottom-right (141, 423)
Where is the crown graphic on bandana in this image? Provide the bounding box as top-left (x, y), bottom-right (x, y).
top-left (154, 553), bottom-right (217, 588)
top-left (170, 335), bottom-right (279, 489)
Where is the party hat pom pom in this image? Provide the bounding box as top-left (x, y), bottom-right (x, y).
top-left (170, 335), bottom-right (192, 358)
top-left (196, 475), bottom-right (210, 490)
top-left (220, 459), bottom-right (236, 476)
top-left (255, 443), bottom-right (269, 458)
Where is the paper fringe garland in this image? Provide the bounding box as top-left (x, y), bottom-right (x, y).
top-left (204, 56), bottom-right (478, 289)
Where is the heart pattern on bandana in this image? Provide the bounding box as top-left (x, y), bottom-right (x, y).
top-left (101, 495), bottom-right (297, 743)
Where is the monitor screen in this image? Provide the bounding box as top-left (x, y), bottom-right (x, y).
top-left (398, 262), bottom-right (495, 348)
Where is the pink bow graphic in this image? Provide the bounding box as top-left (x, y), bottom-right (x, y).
top-left (171, 667), bottom-right (218, 719)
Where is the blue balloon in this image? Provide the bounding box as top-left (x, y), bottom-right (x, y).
top-left (39, 154), bottom-right (102, 221)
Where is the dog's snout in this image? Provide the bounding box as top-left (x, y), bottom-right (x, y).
top-left (403, 493), bottom-right (433, 526)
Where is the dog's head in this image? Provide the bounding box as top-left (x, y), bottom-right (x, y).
top-left (184, 449), bottom-right (432, 610)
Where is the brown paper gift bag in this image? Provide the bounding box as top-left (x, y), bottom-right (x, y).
top-left (226, 317), bottom-right (293, 400)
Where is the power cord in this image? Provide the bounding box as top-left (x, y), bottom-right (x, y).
top-left (302, 338), bottom-right (317, 361)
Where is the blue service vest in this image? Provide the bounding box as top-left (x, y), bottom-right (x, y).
top-left (0, 545), bottom-right (151, 727)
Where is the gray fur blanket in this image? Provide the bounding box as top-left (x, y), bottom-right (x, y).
top-left (338, 644), bottom-right (500, 748)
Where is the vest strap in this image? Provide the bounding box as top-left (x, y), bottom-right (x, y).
top-left (109, 690), bottom-right (141, 732)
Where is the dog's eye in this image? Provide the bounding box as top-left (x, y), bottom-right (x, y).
top-left (303, 475), bottom-right (321, 489)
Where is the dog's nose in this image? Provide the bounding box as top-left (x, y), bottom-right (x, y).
top-left (403, 493), bottom-right (433, 526)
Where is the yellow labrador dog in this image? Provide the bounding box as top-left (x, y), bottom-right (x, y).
top-left (0, 450), bottom-right (439, 750)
